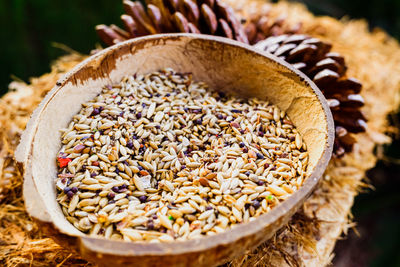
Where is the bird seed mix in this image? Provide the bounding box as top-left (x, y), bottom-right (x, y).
top-left (55, 68), bottom-right (309, 243)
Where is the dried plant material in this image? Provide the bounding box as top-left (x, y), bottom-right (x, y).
top-left (1, 0), bottom-right (400, 266)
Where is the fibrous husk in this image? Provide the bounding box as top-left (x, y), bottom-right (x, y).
top-left (1, 1), bottom-right (400, 266)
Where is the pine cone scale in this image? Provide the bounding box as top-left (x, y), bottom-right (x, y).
top-left (147, 4), bottom-right (164, 32)
top-left (201, 4), bottom-right (218, 34)
top-left (218, 19), bottom-right (233, 39)
top-left (183, 0), bottom-right (200, 24)
top-left (173, 12), bottom-right (190, 32)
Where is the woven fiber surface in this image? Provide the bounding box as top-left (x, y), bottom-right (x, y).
top-left (1, 1), bottom-right (400, 266)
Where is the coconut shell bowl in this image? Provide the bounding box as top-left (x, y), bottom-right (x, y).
top-left (16, 34), bottom-right (334, 267)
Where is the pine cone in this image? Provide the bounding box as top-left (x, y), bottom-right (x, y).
top-left (255, 34), bottom-right (367, 157)
top-left (241, 5), bottom-right (302, 45)
top-left (96, 0), bottom-right (248, 46)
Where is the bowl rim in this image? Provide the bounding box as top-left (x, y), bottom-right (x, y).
top-left (21, 33), bottom-right (334, 256)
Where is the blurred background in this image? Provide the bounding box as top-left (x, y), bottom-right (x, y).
top-left (1, 0), bottom-right (400, 266)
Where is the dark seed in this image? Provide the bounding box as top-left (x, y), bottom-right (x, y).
top-left (126, 141), bottom-right (133, 149)
top-left (71, 187), bottom-right (78, 193)
top-left (66, 191), bottom-right (74, 198)
top-left (147, 222), bottom-right (154, 230)
top-left (256, 153), bottom-right (265, 159)
top-left (91, 108), bottom-right (100, 116)
top-left (252, 200), bottom-right (261, 209)
top-left (107, 192), bottom-right (115, 199)
top-left (243, 147), bottom-right (248, 153)
top-left (112, 186), bottom-right (119, 192)
top-left (239, 142), bottom-right (245, 148)
top-left (63, 187), bottom-right (71, 194)
top-left (139, 195), bottom-right (148, 203)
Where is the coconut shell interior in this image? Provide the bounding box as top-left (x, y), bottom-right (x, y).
top-left (16, 34), bottom-right (333, 266)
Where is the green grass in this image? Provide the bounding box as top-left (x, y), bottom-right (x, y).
top-left (0, 0), bottom-right (123, 95)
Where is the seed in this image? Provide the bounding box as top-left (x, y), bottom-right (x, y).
top-left (187, 162), bottom-right (201, 168)
top-left (295, 133), bottom-right (302, 150)
top-left (267, 184), bottom-right (288, 196)
top-left (159, 214), bottom-right (173, 229)
top-left (147, 102), bottom-right (156, 119)
top-left (168, 209), bottom-right (183, 219)
top-left (56, 68), bottom-right (308, 243)
top-left (139, 195), bottom-right (147, 203)
top-left (235, 195), bottom-right (247, 211)
top-left (199, 177), bottom-right (209, 187)
top-left (198, 209), bottom-right (214, 220)
top-left (73, 144), bottom-right (85, 153)
top-left (99, 122), bottom-right (114, 130)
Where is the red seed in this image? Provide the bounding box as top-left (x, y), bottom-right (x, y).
top-left (92, 161), bottom-right (99, 166)
top-left (140, 170), bottom-right (150, 176)
top-left (57, 157), bottom-right (71, 168)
